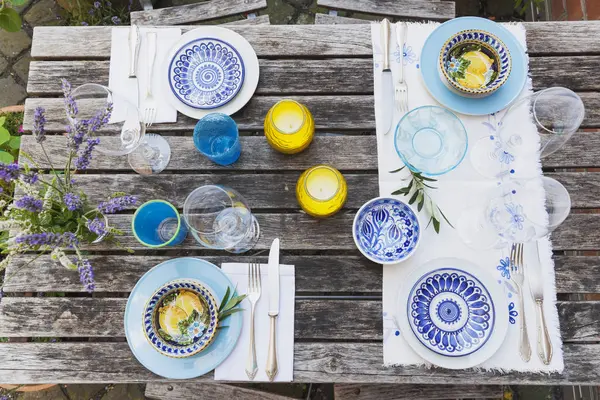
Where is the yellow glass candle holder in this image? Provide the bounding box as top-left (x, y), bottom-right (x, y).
top-left (296, 165), bottom-right (347, 218)
top-left (264, 99), bottom-right (315, 154)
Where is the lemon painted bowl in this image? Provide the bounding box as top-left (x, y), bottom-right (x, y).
top-left (143, 279), bottom-right (218, 358)
top-left (438, 29), bottom-right (511, 98)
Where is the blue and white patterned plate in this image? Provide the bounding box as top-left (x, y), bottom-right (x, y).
top-left (353, 197), bottom-right (421, 264)
top-left (143, 279), bottom-right (218, 358)
top-left (168, 38), bottom-right (245, 109)
top-left (397, 258), bottom-right (508, 369)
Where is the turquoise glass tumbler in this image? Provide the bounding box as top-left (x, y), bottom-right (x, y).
top-left (132, 200), bottom-right (188, 247)
top-left (193, 113), bottom-right (241, 166)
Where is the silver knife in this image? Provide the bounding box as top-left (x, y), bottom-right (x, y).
top-left (380, 19), bottom-right (394, 135)
top-left (128, 24), bottom-right (141, 107)
top-left (266, 238), bottom-right (280, 381)
top-left (530, 240), bottom-right (553, 365)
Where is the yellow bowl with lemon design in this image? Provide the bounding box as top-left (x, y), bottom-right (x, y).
top-left (143, 279), bottom-right (219, 358)
top-left (439, 29), bottom-right (511, 98)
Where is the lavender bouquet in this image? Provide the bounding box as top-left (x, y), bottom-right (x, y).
top-left (0, 79), bottom-right (137, 292)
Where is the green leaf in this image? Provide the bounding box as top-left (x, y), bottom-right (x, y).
top-left (408, 190), bottom-right (419, 205)
top-left (0, 127), bottom-right (10, 145)
top-left (417, 193), bottom-right (424, 212)
top-left (389, 167), bottom-right (405, 173)
top-left (391, 187), bottom-right (410, 195)
top-left (432, 218), bottom-right (440, 233)
top-left (438, 207), bottom-right (454, 228)
top-left (10, 0), bottom-right (28, 5)
top-left (407, 179), bottom-right (413, 192)
top-left (0, 151), bottom-right (14, 164)
top-left (419, 175), bottom-right (437, 182)
top-left (425, 216), bottom-right (433, 229)
top-left (422, 182), bottom-right (438, 189)
top-left (223, 294), bottom-right (246, 311)
top-left (0, 8), bottom-right (22, 32)
top-left (0, 116), bottom-right (5, 127)
top-left (219, 286), bottom-right (231, 312)
top-left (8, 136), bottom-right (20, 150)
top-left (219, 307), bottom-right (245, 320)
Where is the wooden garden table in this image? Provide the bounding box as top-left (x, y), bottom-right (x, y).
top-left (0, 22), bottom-right (599, 386)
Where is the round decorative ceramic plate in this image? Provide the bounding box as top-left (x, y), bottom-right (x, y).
top-left (124, 257), bottom-right (242, 379)
top-left (169, 38), bottom-right (245, 109)
top-left (397, 258), bottom-right (508, 369)
top-left (163, 27), bottom-right (259, 118)
top-left (143, 279), bottom-right (219, 358)
top-left (421, 16), bottom-right (527, 115)
top-left (353, 197), bottom-right (420, 264)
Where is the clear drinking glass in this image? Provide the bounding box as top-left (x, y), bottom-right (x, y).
top-left (470, 87), bottom-right (585, 178)
top-left (457, 176), bottom-right (571, 249)
top-left (183, 185), bottom-right (260, 253)
top-left (68, 84), bottom-right (171, 175)
top-left (193, 113), bottom-right (241, 166)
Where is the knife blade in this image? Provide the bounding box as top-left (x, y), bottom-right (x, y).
top-left (128, 24), bottom-right (141, 108)
top-left (266, 238), bottom-right (280, 381)
top-left (380, 19), bottom-right (394, 135)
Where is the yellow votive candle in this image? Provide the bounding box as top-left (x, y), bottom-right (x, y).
top-left (264, 99), bottom-right (314, 154)
top-left (296, 165), bottom-right (347, 218)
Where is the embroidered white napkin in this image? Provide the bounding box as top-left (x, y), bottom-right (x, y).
top-left (372, 22), bottom-right (564, 373)
top-left (215, 263), bottom-right (295, 382)
top-left (109, 27), bottom-right (181, 123)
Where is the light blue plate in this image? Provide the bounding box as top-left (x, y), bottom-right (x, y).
top-left (421, 17), bottom-right (528, 115)
top-left (124, 257), bottom-right (242, 379)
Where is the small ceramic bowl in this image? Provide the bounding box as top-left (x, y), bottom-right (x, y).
top-left (353, 197), bottom-right (421, 264)
top-left (439, 29), bottom-right (511, 98)
top-left (143, 279), bottom-right (218, 358)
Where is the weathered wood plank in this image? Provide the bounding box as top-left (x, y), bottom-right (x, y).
top-left (315, 14), bottom-right (366, 25)
top-left (27, 59), bottom-right (373, 95)
top-left (146, 383), bottom-right (295, 400)
top-left (530, 56), bottom-right (600, 91)
top-left (3, 254), bottom-right (600, 295)
top-left (524, 21), bottom-right (600, 55)
top-left (546, 172), bottom-right (600, 208)
top-left (22, 95), bottom-right (376, 132)
top-left (130, 0), bottom-right (267, 26)
top-left (0, 298), bottom-right (595, 343)
top-left (333, 384), bottom-right (503, 400)
top-left (31, 25), bottom-right (373, 59)
top-left (317, 0), bottom-right (456, 20)
top-left (0, 342), bottom-right (596, 384)
top-left (222, 15), bottom-right (271, 26)
top-left (17, 132), bottom-right (600, 171)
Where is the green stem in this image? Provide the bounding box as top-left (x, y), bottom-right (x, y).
top-left (37, 178), bottom-right (64, 196)
top-left (41, 145), bottom-right (67, 191)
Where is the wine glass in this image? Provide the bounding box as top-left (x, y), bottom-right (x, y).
top-left (182, 185), bottom-right (260, 254)
top-left (470, 87), bottom-right (585, 179)
top-left (457, 176), bottom-right (571, 249)
top-left (67, 84), bottom-right (171, 175)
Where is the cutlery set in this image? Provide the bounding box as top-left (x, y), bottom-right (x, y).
top-left (380, 19), bottom-right (408, 135)
top-left (129, 24), bottom-right (158, 127)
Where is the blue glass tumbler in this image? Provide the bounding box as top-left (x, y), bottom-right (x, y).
top-left (193, 113), bottom-right (241, 166)
top-left (132, 200), bottom-right (188, 247)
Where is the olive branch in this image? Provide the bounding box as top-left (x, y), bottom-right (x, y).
top-left (390, 166), bottom-right (453, 233)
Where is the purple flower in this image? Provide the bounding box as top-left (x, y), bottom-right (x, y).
top-left (63, 193), bottom-right (82, 211)
top-left (106, 0), bottom-right (111, 5)
top-left (111, 16), bottom-right (121, 24)
top-left (33, 107), bottom-right (46, 143)
top-left (97, 195), bottom-right (137, 214)
top-left (87, 103), bottom-right (112, 132)
top-left (128, 0), bottom-right (132, 11)
top-left (75, 138), bottom-right (100, 170)
top-left (0, 163), bottom-right (20, 183)
top-left (86, 217), bottom-right (107, 237)
top-left (77, 259), bottom-right (95, 292)
top-left (61, 79), bottom-right (78, 118)
top-left (15, 232), bottom-right (79, 249)
top-left (88, 8), bottom-right (94, 14)
top-left (21, 172), bottom-right (39, 185)
top-left (94, 1), bottom-right (101, 7)
top-left (14, 196), bottom-right (43, 212)
top-left (81, 21), bottom-right (89, 26)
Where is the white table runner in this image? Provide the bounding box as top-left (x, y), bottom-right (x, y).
top-left (372, 22), bottom-right (564, 373)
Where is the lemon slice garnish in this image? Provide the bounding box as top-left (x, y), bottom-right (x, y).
top-left (462, 50), bottom-right (493, 75)
top-left (175, 291), bottom-right (206, 316)
top-left (159, 305), bottom-right (188, 337)
top-left (458, 71), bottom-right (486, 89)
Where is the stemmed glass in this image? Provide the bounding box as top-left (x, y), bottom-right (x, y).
top-left (67, 84), bottom-right (170, 174)
top-left (183, 185), bottom-right (260, 254)
top-left (470, 87), bottom-right (585, 179)
top-left (457, 177), bottom-right (571, 249)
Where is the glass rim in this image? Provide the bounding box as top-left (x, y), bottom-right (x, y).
top-left (194, 114), bottom-right (240, 158)
top-left (131, 199), bottom-right (181, 248)
top-left (269, 99), bottom-right (306, 135)
top-left (532, 87), bottom-right (585, 136)
top-left (182, 185), bottom-right (250, 235)
top-left (303, 165), bottom-right (342, 202)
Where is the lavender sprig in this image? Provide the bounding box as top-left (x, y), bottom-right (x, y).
top-left (97, 195), bottom-right (138, 214)
top-left (63, 193), bottom-right (82, 211)
top-left (14, 196), bottom-right (43, 212)
top-left (77, 259), bottom-right (95, 292)
top-left (74, 138), bottom-right (100, 170)
top-left (86, 217), bottom-right (107, 237)
top-left (61, 79), bottom-right (78, 119)
top-left (33, 107), bottom-right (46, 143)
top-left (15, 232), bottom-right (79, 249)
top-left (0, 163), bottom-right (20, 183)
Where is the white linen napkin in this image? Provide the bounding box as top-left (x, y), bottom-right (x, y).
top-left (109, 27), bottom-right (181, 123)
top-left (214, 263), bottom-right (295, 382)
top-left (372, 22), bottom-right (564, 373)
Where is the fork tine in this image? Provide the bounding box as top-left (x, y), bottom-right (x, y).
top-left (517, 243), bottom-right (524, 270)
top-left (248, 262), bottom-right (253, 292)
top-left (252, 263), bottom-right (258, 292)
top-left (510, 243), bottom-right (516, 272)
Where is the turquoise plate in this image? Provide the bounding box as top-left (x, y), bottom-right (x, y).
top-left (124, 257), bottom-right (242, 379)
top-left (421, 17), bottom-right (528, 115)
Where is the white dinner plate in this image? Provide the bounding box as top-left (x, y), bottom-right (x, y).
top-left (162, 26), bottom-right (259, 119)
top-left (397, 257), bottom-right (509, 369)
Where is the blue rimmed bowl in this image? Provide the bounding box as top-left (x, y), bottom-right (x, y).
top-left (143, 279), bottom-right (218, 358)
top-left (168, 38), bottom-right (245, 109)
top-left (439, 29), bottom-right (511, 98)
top-left (353, 197), bottom-right (421, 264)
top-left (406, 267), bottom-right (495, 357)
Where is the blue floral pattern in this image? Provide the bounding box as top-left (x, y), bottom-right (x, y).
top-left (496, 257), bottom-right (511, 280)
top-left (394, 43), bottom-right (417, 66)
top-left (408, 268), bottom-right (495, 357)
top-left (505, 203), bottom-right (525, 230)
top-left (508, 302), bottom-right (518, 324)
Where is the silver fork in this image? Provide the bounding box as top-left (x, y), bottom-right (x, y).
top-left (394, 22), bottom-right (408, 114)
top-left (510, 243), bottom-right (532, 362)
top-left (144, 31), bottom-right (158, 127)
top-left (245, 262), bottom-right (261, 380)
